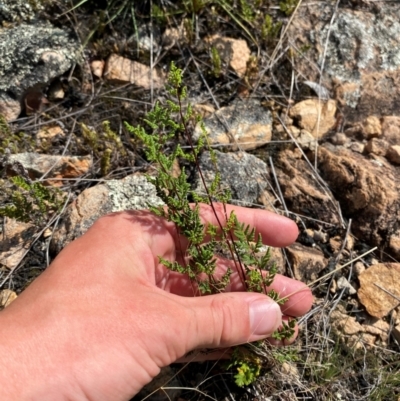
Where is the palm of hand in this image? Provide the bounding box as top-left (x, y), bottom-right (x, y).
top-left (0, 206), bottom-right (312, 401)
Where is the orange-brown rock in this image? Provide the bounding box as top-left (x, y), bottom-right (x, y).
top-left (0, 289), bottom-right (17, 308)
top-left (316, 145), bottom-right (400, 247)
top-left (286, 243), bottom-right (326, 284)
top-left (289, 99), bottom-right (337, 138)
top-left (204, 35), bottom-right (250, 78)
top-left (90, 60), bottom-right (105, 78)
top-left (361, 116), bottom-right (382, 139)
top-left (36, 125), bottom-right (64, 141)
top-left (382, 116), bottom-right (400, 144)
top-left (363, 317), bottom-right (390, 343)
top-left (104, 54), bottom-right (165, 89)
top-left (386, 145), bottom-right (400, 164)
top-left (0, 218), bottom-right (36, 270)
top-left (364, 138), bottom-right (389, 156)
top-left (274, 148), bottom-right (340, 225)
top-left (358, 263), bottom-right (400, 318)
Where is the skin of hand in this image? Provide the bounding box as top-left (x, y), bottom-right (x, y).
top-left (0, 204), bottom-right (313, 401)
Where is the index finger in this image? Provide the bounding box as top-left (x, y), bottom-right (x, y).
top-left (198, 203), bottom-right (299, 247)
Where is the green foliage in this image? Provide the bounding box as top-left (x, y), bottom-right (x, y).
top-left (80, 121), bottom-right (127, 176)
top-left (0, 115), bottom-right (34, 155)
top-left (126, 62), bottom-right (294, 385)
top-left (239, 0), bottom-right (255, 22)
top-left (227, 347), bottom-right (262, 387)
top-left (271, 318), bottom-right (296, 341)
top-left (0, 176), bottom-right (64, 225)
top-left (261, 14), bottom-right (282, 42)
top-left (279, 0), bottom-right (298, 16)
top-left (210, 46), bottom-right (222, 78)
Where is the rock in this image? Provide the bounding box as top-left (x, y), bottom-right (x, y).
top-left (162, 26), bottom-right (188, 48)
top-left (0, 289), bottom-right (17, 308)
top-left (296, 130), bottom-right (316, 151)
top-left (0, 0), bottom-right (39, 23)
top-left (104, 54), bottom-right (165, 90)
top-left (316, 145), bottom-right (399, 247)
top-left (90, 60), bottom-right (105, 78)
top-left (349, 142), bottom-right (364, 154)
top-left (195, 150), bottom-right (271, 207)
top-left (382, 116), bottom-right (400, 144)
top-left (288, 125), bottom-right (301, 138)
top-left (0, 22), bottom-right (80, 106)
top-left (47, 81), bottom-right (65, 101)
top-left (286, 243), bottom-right (326, 284)
top-left (193, 100), bottom-right (272, 151)
top-left (288, 3), bottom-right (400, 122)
top-left (331, 307), bottom-right (364, 336)
top-left (289, 99), bottom-right (337, 138)
top-left (354, 262), bottom-right (366, 276)
top-left (363, 318), bottom-right (390, 343)
top-left (0, 93), bottom-right (21, 122)
top-left (204, 35), bottom-right (250, 78)
top-left (331, 132), bottom-right (348, 146)
top-left (0, 218), bottom-right (36, 270)
top-left (389, 235), bottom-right (400, 258)
top-left (329, 236), bottom-right (341, 253)
top-left (193, 103), bottom-right (215, 119)
top-left (131, 24), bottom-right (161, 54)
top-left (364, 138), bottom-right (389, 156)
top-left (358, 263), bottom-right (400, 318)
top-left (257, 246), bottom-right (285, 275)
top-left (336, 276), bottom-right (357, 295)
top-left (274, 149), bottom-right (340, 225)
top-left (386, 145), bottom-right (400, 164)
top-left (36, 125), bottom-right (64, 141)
top-left (51, 174), bottom-right (164, 253)
top-left (362, 116), bottom-right (382, 139)
top-left (7, 153), bottom-right (92, 184)
top-left (306, 228), bottom-right (328, 243)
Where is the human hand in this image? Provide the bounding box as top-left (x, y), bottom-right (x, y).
top-left (0, 204), bottom-right (312, 401)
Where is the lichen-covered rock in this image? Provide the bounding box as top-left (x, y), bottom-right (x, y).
top-left (51, 175), bottom-right (164, 254)
top-left (0, 93), bottom-right (21, 122)
top-left (195, 150), bottom-right (271, 207)
top-left (7, 153), bottom-right (92, 185)
top-left (193, 100), bottom-right (272, 151)
top-left (0, 0), bottom-right (40, 23)
top-left (0, 22), bottom-right (80, 118)
top-left (289, 3), bottom-right (400, 122)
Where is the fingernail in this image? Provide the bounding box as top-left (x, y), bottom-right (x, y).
top-left (249, 298), bottom-right (282, 337)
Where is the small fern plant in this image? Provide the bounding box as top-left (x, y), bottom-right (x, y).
top-left (125, 62), bottom-right (295, 385)
top-left (0, 176), bottom-right (63, 225)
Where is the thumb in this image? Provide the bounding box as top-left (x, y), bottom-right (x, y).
top-left (184, 292), bottom-right (282, 350)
